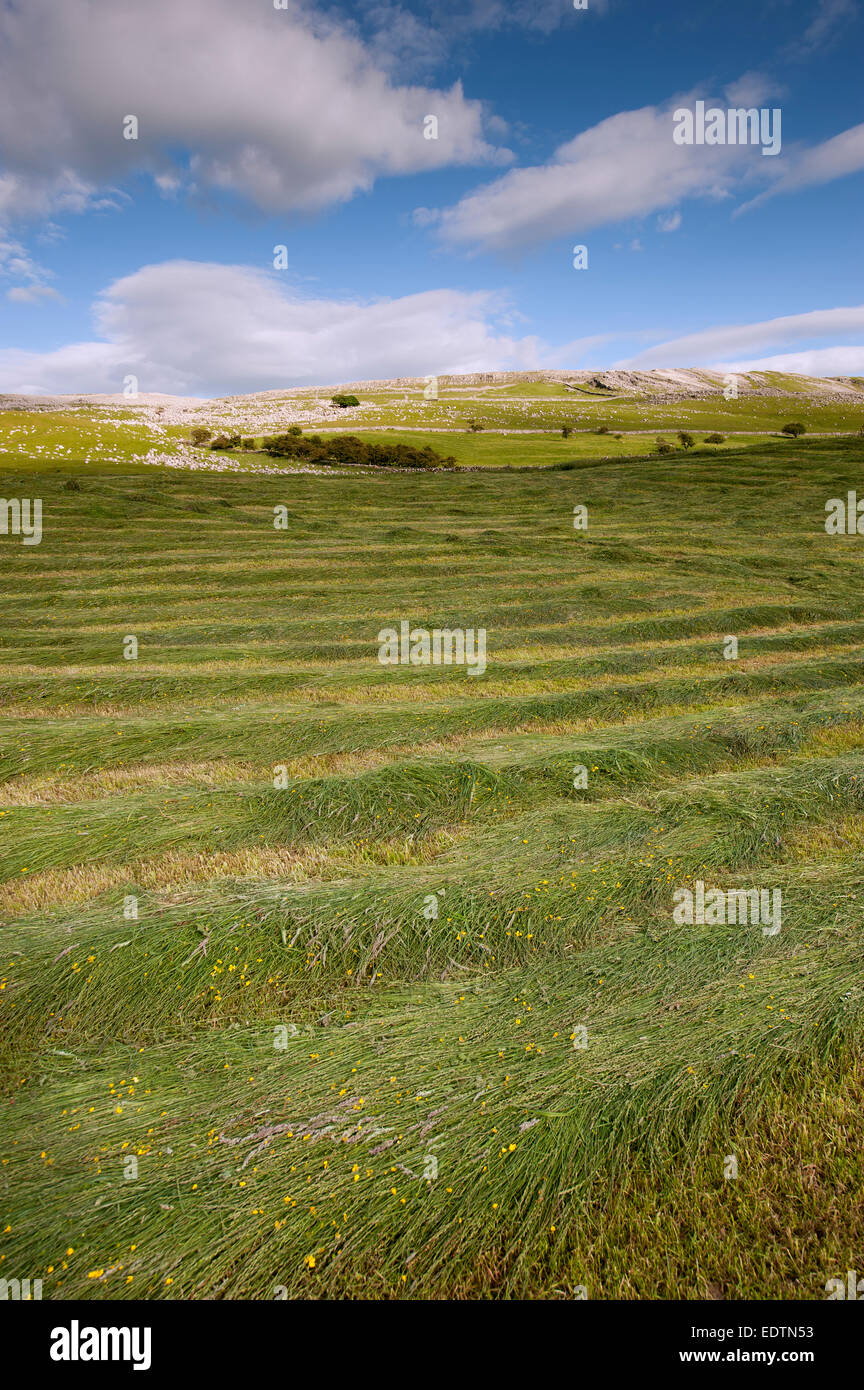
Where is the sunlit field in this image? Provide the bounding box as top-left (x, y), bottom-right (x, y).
top-left (2, 410), bottom-right (864, 1299)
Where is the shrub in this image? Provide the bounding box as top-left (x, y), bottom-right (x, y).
top-left (190, 427), bottom-right (212, 445)
top-left (704, 433), bottom-right (725, 444)
top-left (209, 435), bottom-right (233, 450)
top-left (595, 424), bottom-right (609, 434)
top-left (263, 432), bottom-right (455, 470)
top-left (781, 422), bottom-right (806, 437)
top-left (677, 431), bottom-right (695, 449)
top-left (466, 418), bottom-right (484, 433)
top-left (561, 425), bottom-right (572, 439)
top-left (242, 438), bottom-right (255, 450)
top-left (62, 478), bottom-right (81, 491)
top-left (331, 394), bottom-right (360, 408)
top-left (655, 437), bottom-right (674, 455)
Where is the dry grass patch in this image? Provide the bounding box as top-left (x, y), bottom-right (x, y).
top-left (784, 812), bottom-right (864, 862)
top-left (0, 831), bottom-right (456, 914)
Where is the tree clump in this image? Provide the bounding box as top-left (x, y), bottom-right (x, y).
top-left (263, 432), bottom-right (456, 469)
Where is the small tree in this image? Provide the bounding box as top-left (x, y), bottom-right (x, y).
top-left (704, 433), bottom-right (725, 444)
top-left (210, 435), bottom-right (232, 450)
top-left (781, 422), bottom-right (806, 437)
top-left (677, 431), bottom-right (695, 449)
top-left (331, 394), bottom-right (360, 408)
top-left (190, 427), bottom-right (212, 445)
top-left (242, 437), bottom-right (255, 450)
top-left (594, 424), bottom-right (609, 435)
top-left (561, 424), bottom-right (572, 438)
top-left (655, 437), bottom-right (674, 455)
top-left (466, 418), bottom-right (484, 433)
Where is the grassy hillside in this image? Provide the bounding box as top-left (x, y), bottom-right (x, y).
top-left (1, 427), bottom-right (863, 1299)
top-left (2, 367), bottom-right (863, 476)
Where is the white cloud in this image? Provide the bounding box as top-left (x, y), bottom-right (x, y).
top-left (431, 96), bottom-right (771, 253)
top-left (0, 260), bottom-right (545, 396)
top-left (616, 304), bottom-right (864, 369)
top-left (0, 0), bottom-right (509, 222)
top-left (722, 72), bottom-right (784, 108)
top-left (736, 122), bottom-right (864, 213)
top-left (783, 0), bottom-right (858, 59)
top-left (7, 285), bottom-right (62, 304)
top-left (712, 346), bottom-right (864, 376)
top-left (656, 210), bottom-right (681, 232)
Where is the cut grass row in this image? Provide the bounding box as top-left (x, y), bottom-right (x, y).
top-left (3, 881), bottom-right (861, 1297)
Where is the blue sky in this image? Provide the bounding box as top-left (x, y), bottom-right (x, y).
top-left (0, 0), bottom-right (861, 395)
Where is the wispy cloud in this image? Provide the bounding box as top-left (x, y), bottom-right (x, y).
top-left (782, 0), bottom-right (859, 59)
top-left (0, 234), bottom-right (59, 302)
top-left (736, 122), bottom-right (864, 213)
top-left (710, 345), bottom-right (864, 376)
top-left (615, 304), bottom-right (864, 370)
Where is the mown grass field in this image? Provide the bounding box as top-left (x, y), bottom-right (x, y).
top-left (1, 425), bottom-right (863, 1300)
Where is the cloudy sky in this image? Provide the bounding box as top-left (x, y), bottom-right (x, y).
top-left (0, 0), bottom-right (861, 395)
